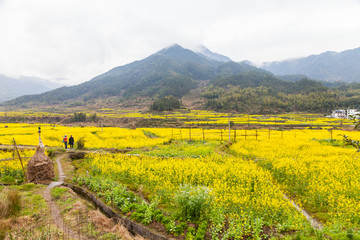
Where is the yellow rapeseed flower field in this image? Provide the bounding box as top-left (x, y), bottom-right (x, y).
top-left (231, 129), bottom-right (360, 231)
top-left (86, 152), bottom-right (309, 235)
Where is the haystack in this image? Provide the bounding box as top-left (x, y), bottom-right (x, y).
top-left (27, 146), bottom-right (55, 184)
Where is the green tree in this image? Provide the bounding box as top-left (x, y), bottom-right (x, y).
top-left (72, 112), bottom-right (87, 122)
top-left (150, 96), bottom-right (181, 111)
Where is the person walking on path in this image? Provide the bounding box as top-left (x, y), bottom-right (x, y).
top-left (69, 135), bottom-right (74, 149)
top-left (63, 135), bottom-right (68, 149)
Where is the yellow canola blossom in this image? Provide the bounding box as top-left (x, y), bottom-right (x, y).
top-left (231, 130), bottom-right (360, 229)
top-left (0, 149), bottom-right (35, 172)
top-left (88, 153), bottom-right (308, 231)
top-left (0, 124), bottom-right (172, 148)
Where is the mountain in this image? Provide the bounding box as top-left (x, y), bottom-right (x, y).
top-left (3, 44), bottom-right (258, 106)
top-left (5, 44), bottom-right (359, 114)
top-left (262, 47), bottom-right (360, 82)
top-left (0, 75), bottom-right (62, 102)
top-left (195, 45), bottom-right (232, 62)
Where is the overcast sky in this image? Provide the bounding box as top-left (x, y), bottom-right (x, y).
top-left (1, 0), bottom-right (360, 85)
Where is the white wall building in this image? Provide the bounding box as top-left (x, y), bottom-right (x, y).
top-left (332, 109), bottom-right (346, 118)
top-left (331, 109), bottom-right (360, 119)
top-left (347, 109), bottom-right (360, 119)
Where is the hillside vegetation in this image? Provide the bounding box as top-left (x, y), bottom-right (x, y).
top-left (2, 44), bottom-right (360, 113)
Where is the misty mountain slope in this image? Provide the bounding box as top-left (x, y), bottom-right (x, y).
top-left (195, 45), bottom-right (232, 62)
top-left (3, 44), bottom-right (259, 105)
top-left (0, 75), bottom-right (62, 102)
top-left (262, 47), bottom-right (360, 82)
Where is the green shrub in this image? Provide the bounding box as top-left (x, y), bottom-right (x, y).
top-left (195, 220), bottom-right (208, 240)
top-left (174, 184), bottom-right (213, 221)
top-left (186, 227), bottom-right (196, 240)
top-left (76, 137), bottom-right (86, 150)
top-left (131, 211), bottom-right (145, 222)
top-left (150, 96), bottom-right (182, 111)
top-left (71, 112), bottom-right (87, 122)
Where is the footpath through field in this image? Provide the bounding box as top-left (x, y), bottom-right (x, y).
top-left (43, 154), bottom-right (90, 240)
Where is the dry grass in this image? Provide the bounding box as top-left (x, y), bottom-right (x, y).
top-left (0, 188), bottom-right (21, 218)
top-left (7, 189), bottom-right (21, 216)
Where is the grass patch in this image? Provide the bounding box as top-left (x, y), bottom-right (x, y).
top-left (16, 183), bottom-right (37, 191)
top-left (313, 138), bottom-right (345, 147)
top-left (51, 187), bottom-right (68, 200)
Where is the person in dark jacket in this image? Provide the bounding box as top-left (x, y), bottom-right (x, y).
top-left (69, 135), bottom-right (74, 149)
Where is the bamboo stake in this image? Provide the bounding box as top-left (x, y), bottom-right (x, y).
top-left (13, 138), bottom-right (27, 182)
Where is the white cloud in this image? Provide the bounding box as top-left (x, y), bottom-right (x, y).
top-left (0, 0), bottom-right (360, 84)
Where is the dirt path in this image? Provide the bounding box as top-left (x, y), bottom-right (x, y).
top-left (43, 154), bottom-right (90, 240)
top-left (283, 195), bottom-right (322, 230)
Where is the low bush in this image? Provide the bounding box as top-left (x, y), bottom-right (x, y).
top-left (174, 184), bottom-right (213, 221)
top-left (76, 137), bottom-right (86, 150)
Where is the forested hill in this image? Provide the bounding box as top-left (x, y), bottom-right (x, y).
top-left (202, 71), bottom-right (359, 113)
top-left (3, 44), bottom-right (260, 106)
top-left (3, 44), bottom-right (360, 113)
top-left (262, 47), bottom-right (360, 82)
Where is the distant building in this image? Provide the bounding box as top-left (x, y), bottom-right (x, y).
top-left (331, 109), bottom-right (360, 119)
top-left (347, 109), bottom-right (359, 118)
top-left (331, 109), bottom-right (346, 118)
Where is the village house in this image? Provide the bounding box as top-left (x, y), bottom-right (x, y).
top-left (331, 109), bottom-right (360, 119)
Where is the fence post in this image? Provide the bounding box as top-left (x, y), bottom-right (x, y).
top-left (202, 128), bottom-right (205, 141)
top-left (256, 129), bottom-right (258, 141)
top-left (13, 138), bottom-right (27, 182)
top-left (220, 129), bottom-right (223, 142)
top-left (268, 129), bottom-right (270, 140)
top-left (245, 129), bottom-right (247, 140)
top-left (189, 127), bottom-right (191, 141)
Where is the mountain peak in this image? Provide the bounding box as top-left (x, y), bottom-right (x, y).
top-left (155, 44), bottom-right (214, 65)
top-left (194, 45), bottom-right (232, 62)
top-left (158, 43), bottom-right (184, 53)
